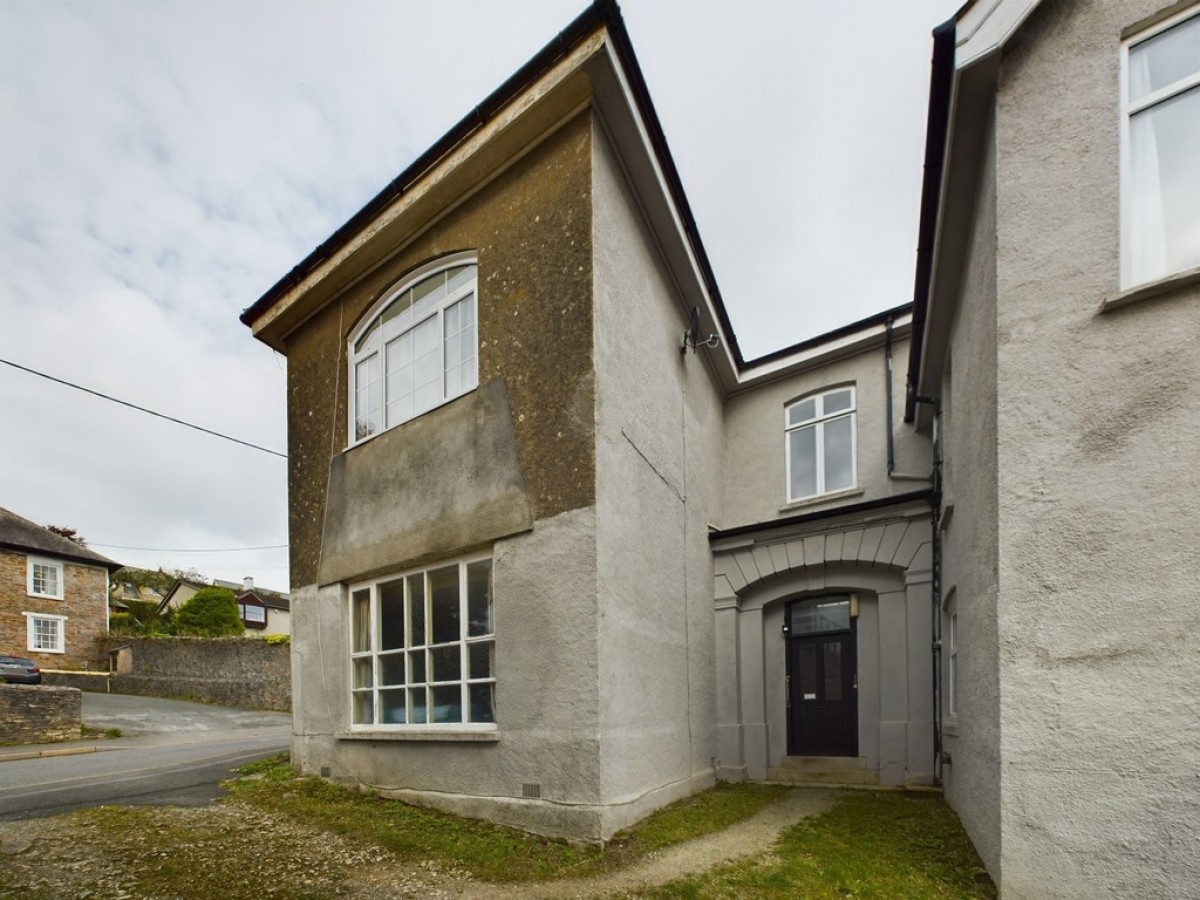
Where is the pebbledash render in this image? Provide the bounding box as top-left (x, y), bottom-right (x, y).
top-left (242, 0), bottom-right (1200, 895)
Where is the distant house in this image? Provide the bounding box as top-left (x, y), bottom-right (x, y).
top-left (217, 577), bottom-right (292, 636)
top-left (157, 578), bottom-right (207, 615)
top-left (0, 507), bottom-right (121, 668)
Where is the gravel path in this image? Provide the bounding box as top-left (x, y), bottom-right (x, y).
top-left (461, 788), bottom-right (836, 899)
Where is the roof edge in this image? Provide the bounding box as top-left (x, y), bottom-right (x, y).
top-left (241, 1), bottom-right (613, 330)
top-left (905, 19), bottom-right (956, 422)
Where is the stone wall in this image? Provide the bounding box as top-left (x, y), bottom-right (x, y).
top-left (0, 685), bottom-right (81, 745)
top-left (100, 637), bottom-right (290, 712)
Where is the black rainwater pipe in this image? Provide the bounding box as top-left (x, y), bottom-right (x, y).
top-left (923, 397), bottom-right (944, 783)
top-left (886, 318), bottom-right (933, 483)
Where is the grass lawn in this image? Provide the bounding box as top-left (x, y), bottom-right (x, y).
top-left (638, 789), bottom-right (995, 898)
top-left (0, 755), bottom-right (995, 898)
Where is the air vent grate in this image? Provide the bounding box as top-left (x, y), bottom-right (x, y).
top-left (522, 783), bottom-right (541, 799)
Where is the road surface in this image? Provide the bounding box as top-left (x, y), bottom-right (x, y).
top-left (0, 692), bottom-right (290, 821)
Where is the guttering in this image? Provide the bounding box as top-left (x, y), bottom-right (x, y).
top-left (708, 489), bottom-right (933, 544)
top-left (905, 19), bottom-right (956, 423)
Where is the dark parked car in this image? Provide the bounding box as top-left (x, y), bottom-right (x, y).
top-left (0, 655), bottom-right (42, 685)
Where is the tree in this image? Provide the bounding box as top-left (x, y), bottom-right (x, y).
top-left (109, 566), bottom-right (180, 598)
top-left (47, 525), bottom-right (86, 546)
top-left (173, 587), bottom-right (245, 637)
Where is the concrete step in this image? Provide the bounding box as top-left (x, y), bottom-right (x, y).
top-left (766, 756), bottom-right (879, 786)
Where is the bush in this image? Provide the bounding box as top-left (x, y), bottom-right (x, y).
top-left (174, 587), bottom-right (245, 637)
top-left (108, 612), bottom-right (137, 635)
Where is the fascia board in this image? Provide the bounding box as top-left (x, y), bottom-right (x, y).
top-left (955, 0), bottom-right (1043, 68)
top-left (586, 42), bottom-right (741, 392)
top-left (732, 314), bottom-right (913, 393)
top-left (249, 32), bottom-right (605, 351)
top-left (915, 52), bottom-right (999, 430)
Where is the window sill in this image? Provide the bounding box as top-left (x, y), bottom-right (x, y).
top-left (779, 487), bottom-right (863, 514)
top-left (1101, 265), bottom-right (1200, 313)
top-left (337, 729), bottom-right (499, 743)
top-left (28, 594), bottom-right (64, 601)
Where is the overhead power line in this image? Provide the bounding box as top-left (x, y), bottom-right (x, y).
top-left (92, 542), bottom-right (288, 553)
top-left (0, 357), bottom-right (287, 459)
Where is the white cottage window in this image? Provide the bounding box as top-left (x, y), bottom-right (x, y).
top-left (348, 254), bottom-right (478, 444)
top-left (25, 612), bottom-right (66, 653)
top-left (28, 557), bottom-right (63, 599)
top-left (785, 386), bottom-right (857, 502)
top-left (1122, 6), bottom-right (1200, 287)
top-left (349, 554), bottom-right (495, 730)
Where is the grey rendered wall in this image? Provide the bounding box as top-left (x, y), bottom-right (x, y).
top-left (290, 506), bottom-right (605, 839)
top-left (938, 102), bottom-right (1002, 879)
top-left (723, 336), bottom-right (930, 530)
top-left (712, 510), bottom-right (933, 787)
top-left (992, 2), bottom-right (1200, 895)
top-left (590, 118), bottom-right (721, 834)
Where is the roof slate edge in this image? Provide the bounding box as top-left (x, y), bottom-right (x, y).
top-left (240, 1), bottom-right (762, 367)
top-left (0, 507), bottom-right (122, 572)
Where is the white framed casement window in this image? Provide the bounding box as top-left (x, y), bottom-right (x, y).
top-left (349, 554), bottom-right (495, 730)
top-left (27, 556), bottom-right (64, 599)
top-left (785, 386), bottom-right (857, 502)
top-left (1121, 5), bottom-right (1200, 288)
top-left (24, 612), bottom-right (67, 654)
top-left (348, 253), bottom-right (478, 444)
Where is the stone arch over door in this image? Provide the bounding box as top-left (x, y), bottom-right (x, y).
top-left (711, 504), bottom-right (934, 785)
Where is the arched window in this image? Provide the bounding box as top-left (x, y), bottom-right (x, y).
top-left (349, 254), bottom-right (478, 443)
top-left (785, 385), bottom-right (857, 502)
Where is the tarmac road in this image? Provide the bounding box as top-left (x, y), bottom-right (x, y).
top-left (0, 692), bottom-right (290, 820)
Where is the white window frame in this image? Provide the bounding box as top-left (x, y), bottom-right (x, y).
top-left (1120, 4), bottom-right (1200, 289)
top-left (948, 611), bottom-right (958, 719)
top-left (347, 252), bottom-right (479, 446)
top-left (27, 556), bottom-right (64, 599)
top-left (24, 612), bottom-right (67, 654)
top-left (784, 385), bottom-right (858, 503)
top-left (348, 552), bottom-right (495, 732)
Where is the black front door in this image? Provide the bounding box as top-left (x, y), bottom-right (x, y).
top-left (787, 597), bottom-right (858, 756)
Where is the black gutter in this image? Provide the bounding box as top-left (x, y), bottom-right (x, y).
top-left (904, 19), bottom-right (956, 423)
top-left (742, 302), bottom-right (913, 370)
top-left (707, 489), bottom-right (933, 543)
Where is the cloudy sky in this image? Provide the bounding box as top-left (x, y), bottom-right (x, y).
top-left (0, 0), bottom-right (959, 591)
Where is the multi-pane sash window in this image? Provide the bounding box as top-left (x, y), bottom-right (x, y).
top-left (350, 555), bottom-right (495, 729)
top-left (785, 386), bottom-right (857, 502)
top-left (1122, 7), bottom-right (1200, 287)
top-left (28, 557), bottom-right (63, 599)
top-left (25, 613), bottom-right (66, 653)
top-left (350, 256), bottom-right (478, 443)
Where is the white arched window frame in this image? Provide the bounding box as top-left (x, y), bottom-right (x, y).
top-left (348, 253), bottom-right (479, 445)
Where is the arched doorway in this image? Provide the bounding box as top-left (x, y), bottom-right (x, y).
top-left (785, 594), bottom-right (857, 756)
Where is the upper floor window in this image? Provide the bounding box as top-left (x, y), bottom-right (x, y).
top-left (28, 557), bottom-right (63, 599)
top-left (785, 386), bottom-right (856, 503)
top-left (349, 254), bottom-right (478, 443)
top-left (1122, 6), bottom-right (1200, 288)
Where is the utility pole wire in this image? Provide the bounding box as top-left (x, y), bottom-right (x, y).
top-left (0, 357), bottom-right (287, 459)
